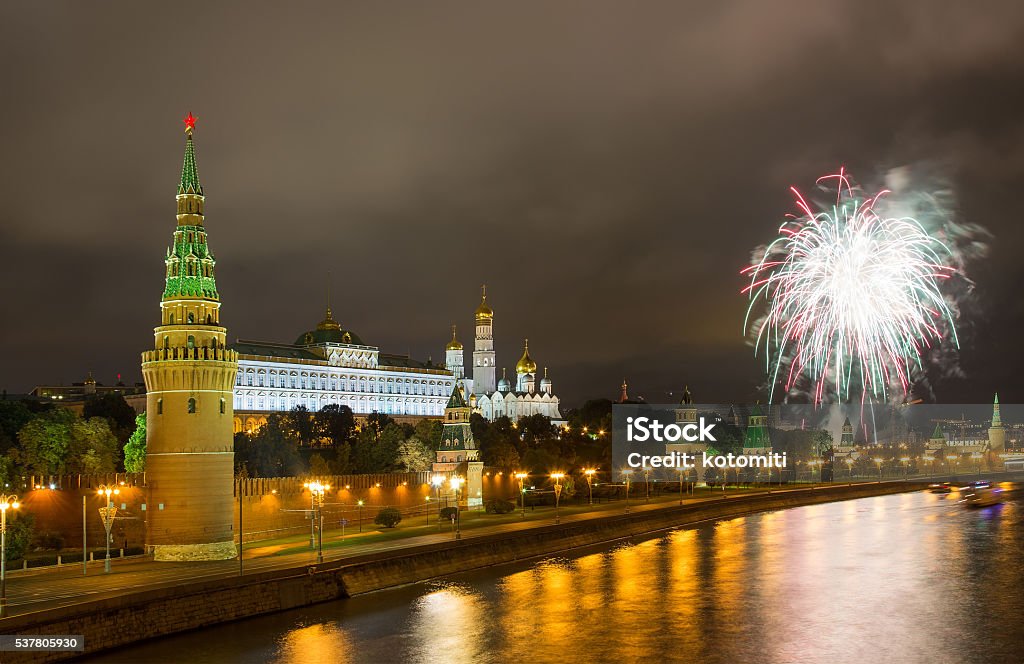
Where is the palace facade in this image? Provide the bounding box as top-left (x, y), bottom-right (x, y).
top-left (231, 307), bottom-right (455, 433)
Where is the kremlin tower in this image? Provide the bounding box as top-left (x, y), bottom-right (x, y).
top-left (140, 114), bottom-right (239, 561)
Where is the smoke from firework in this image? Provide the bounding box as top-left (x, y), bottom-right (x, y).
top-left (742, 168), bottom-right (988, 405)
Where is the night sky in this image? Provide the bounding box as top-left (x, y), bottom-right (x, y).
top-left (3, 2), bottom-right (1023, 406)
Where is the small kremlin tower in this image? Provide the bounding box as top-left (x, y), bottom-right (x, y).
top-left (433, 383), bottom-right (484, 507)
top-left (140, 114), bottom-right (239, 561)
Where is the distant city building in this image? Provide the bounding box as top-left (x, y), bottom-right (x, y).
top-left (30, 372), bottom-right (146, 413)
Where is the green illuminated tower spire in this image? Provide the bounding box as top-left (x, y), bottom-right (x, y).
top-left (164, 113), bottom-right (218, 300)
top-left (992, 393), bottom-right (1001, 428)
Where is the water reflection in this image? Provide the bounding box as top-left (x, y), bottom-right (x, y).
top-left (99, 490), bottom-right (1024, 664)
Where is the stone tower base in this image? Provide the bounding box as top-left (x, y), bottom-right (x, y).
top-left (153, 540), bottom-right (237, 562)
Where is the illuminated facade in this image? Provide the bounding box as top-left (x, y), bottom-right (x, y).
top-left (231, 307), bottom-right (455, 433)
top-left (460, 289), bottom-right (563, 423)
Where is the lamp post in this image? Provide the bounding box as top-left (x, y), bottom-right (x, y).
top-left (0, 494), bottom-right (21, 618)
top-left (845, 457), bottom-right (854, 486)
top-left (551, 473), bottom-right (565, 525)
top-left (424, 495), bottom-right (431, 526)
top-left (449, 476), bottom-right (464, 540)
top-left (900, 456), bottom-right (911, 480)
top-left (873, 458), bottom-right (884, 483)
top-left (307, 481), bottom-right (329, 564)
top-left (431, 474), bottom-right (444, 528)
top-left (642, 466), bottom-right (651, 502)
top-left (584, 469), bottom-right (596, 506)
top-left (97, 484), bottom-right (120, 573)
top-left (678, 468), bottom-right (686, 506)
top-left (622, 469), bottom-right (633, 514)
top-left (515, 472), bottom-right (528, 518)
top-left (302, 481), bottom-right (316, 549)
top-left (357, 499), bottom-right (364, 533)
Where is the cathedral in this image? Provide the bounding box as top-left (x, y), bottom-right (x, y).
top-left (443, 287), bottom-right (564, 424)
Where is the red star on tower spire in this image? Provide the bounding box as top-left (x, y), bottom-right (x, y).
top-left (183, 112), bottom-right (197, 134)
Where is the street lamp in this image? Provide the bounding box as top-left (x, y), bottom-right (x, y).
top-left (678, 467), bottom-right (686, 505)
top-left (515, 472), bottom-right (528, 518)
top-left (900, 456), bottom-right (911, 480)
top-left (357, 499), bottom-right (364, 533)
top-left (449, 476), bottom-right (464, 539)
top-left (306, 481), bottom-right (329, 564)
top-left (845, 457), bottom-right (854, 485)
top-left (0, 494), bottom-right (20, 618)
top-left (551, 473), bottom-right (565, 524)
top-left (302, 481), bottom-right (317, 549)
top-left (621, 469), bottom-right (633, 514)
top-left (583, 469), bottom-right (596, 506)
top-left (97, 484), bottom-right (120, 573)
top-left (642, 466), bottom-right (651, 502)
top-left (424, 494), bottom-right (431, 526)
top-left (873, 457), bottom-right (884, 483)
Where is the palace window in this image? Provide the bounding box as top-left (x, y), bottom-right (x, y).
top-left (187, 398), bottom-right (196, 414)
top-left (157, 398), bottom-right (163, 415)
top-left (220, 398), bottom-right (226, 414)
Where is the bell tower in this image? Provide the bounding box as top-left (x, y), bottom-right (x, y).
top-left (472, 285), bottom-right (496, 395)
top-left (140, 113), bottom-right (239, 561)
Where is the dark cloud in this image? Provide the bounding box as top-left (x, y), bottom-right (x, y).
top-left (2, 1), bottom-right (1024, 404)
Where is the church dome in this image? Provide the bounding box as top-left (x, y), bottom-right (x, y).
top-left (498, 370), bottom-right (511, 393)
top-left (446, 325), bottom-right (463, 351)
top-left (516, 339), bottom-right (537, 374)
top-left (475, 287), bottom-right (493, 321)
top-left (539, 367), bottom-right (552, 389)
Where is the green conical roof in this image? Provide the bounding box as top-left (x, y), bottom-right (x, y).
top-left (178, 133), bottom-right (203, 195)
top-left (446, 382), bottom-right (467, 409)
top-left (931, 423), bottom-right (944, 440)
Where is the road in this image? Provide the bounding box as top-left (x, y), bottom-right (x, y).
top-left (0, 481), bottom-right (933, 618)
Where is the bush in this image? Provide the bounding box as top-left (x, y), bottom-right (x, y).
top-left (3, 513), bottom-right (35, 562)
top-left (485, 498), bottom-right (516, 514)
top-left (373, 506), bottom-right (402, 528)
top-left (438, 506), bottom-right (459, 523)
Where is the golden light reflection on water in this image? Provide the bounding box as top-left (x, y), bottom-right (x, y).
top-left (112, 488), bottom-right (1024, 664)
top-left (275, 622), bottom-right (354, 664)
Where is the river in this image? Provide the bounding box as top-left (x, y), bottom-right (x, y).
top-left (91, 489), bottom-right (1023, 663)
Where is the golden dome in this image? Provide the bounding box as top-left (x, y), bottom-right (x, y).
top-left (474, 285), bottom-right (493, 321)
top-left (516, 339), bottom-right (537, 374)
top-left (317, 306), bottom-right (342, 332)
top-left (446, 324), bottom-right (463, 351)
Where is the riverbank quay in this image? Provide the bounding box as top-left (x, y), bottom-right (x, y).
top-left (1, 481), bottom-right (929, 662)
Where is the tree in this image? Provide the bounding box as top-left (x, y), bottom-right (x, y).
top-left (413, 419), bottom-right (442, 449)
top-left (234, 414), bottom-right (303, 477)
top-left (314, 404), bottom-right (356, 448)
top-left (308, 452), bottom-right (331, 476)
top-left (0, 400), bottom-right (33, 455)
top-left (351, 422), bottom-right (404, 474)
top-left (123, 414), bottom-right (146, 473)
top-left (15, 409), bottom-right (75, 475)
top-left (374, 506), bottom-right (402, 528)
top-left (283, 406), bottom-right (316, 446)
top-left (394, 436), bottom-right (433, 472)
top-left (83, 394), bottom-right (136, 442)
top-left (483, 441), bottom-right (520, 472)
top-left (68, 417), bottom-right (119, 474)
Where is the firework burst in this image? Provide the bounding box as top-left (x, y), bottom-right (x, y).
top-left (743, 169), bottom-right (962, 404)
